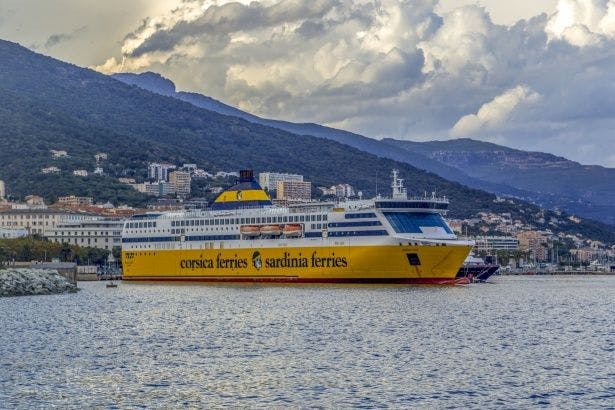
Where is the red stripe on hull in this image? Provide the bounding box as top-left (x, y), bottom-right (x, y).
top-left (122, 276), bottom-right (470, 285)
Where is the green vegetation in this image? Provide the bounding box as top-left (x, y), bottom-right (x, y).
top-left (0, 236), bottom-right (110, 266)
top-left (0, 39), bottom-right (614, 244)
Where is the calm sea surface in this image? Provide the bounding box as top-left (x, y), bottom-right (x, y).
top-left (1, 276), bottom-right (614, 408)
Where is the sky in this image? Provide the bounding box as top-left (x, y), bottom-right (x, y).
top-left (1, 0), bottom-right (614, 167)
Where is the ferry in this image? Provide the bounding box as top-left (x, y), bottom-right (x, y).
top-left (121, 170), bottom-right (474, 284)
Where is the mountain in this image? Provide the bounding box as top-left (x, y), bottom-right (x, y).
top-left (112, 72), bottom-right (614, 226)
top-left (381, 138), bottom-right (615, 226)
top-left (1, 39), bottom-right (614, 244)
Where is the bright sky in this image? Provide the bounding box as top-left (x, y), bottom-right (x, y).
top-left (1, 0), bottom-right (614, 167)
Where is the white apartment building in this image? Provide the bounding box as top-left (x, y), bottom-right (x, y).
top-left (148, 163), bottom-right (176, 182)
top-left (0, 228), bottom-right (28, 239)
top-left (44, 217), bottom-right (124, 251)
top-left (0, 180), bottom-right (5, 200)
top-left (0, 208), bottom-right (89, 235)
top-left (259, 172), bottom-right (304, 192)
top-left (473, 236), bottom-right (520, 252)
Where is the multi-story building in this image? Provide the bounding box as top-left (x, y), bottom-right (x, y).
top-left (73, 170), bottom-right (89, 177)
top-left (144, 181), bottom-right (174, 197)
top-left (0, 180), bottom-right (5, 200)
top-left (169, 170), bottom-right (192, 197)
top-left (517, 230), bottom-right (549, 262)
top-left (41, 166), bottom-right (60, 174)
top-left (57, 196), bottom-right (94, 207)
top-left (0, 207), bottom-right (88, 235)
top-left (0, 228), bottom-right (28, 239)
top-left (25, 195), bottom-right (45, 206)
top-left (44, 217), bottom-right (124, 251)
top-left (259, 172), bottom-right (303, 192)
top-left (148, 163), bottom-right (176, 182)
top-left (473, 236), bottom-right (519, 252)
top-left (334, 184), bottom-right (355, 198)
top-left (50, 150), bottom-right (68, 158)
top-left (276, 180), bottom-right (312, 201)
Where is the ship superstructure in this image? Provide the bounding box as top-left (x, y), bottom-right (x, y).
top-left (121, 170), bottom-right (473, 284)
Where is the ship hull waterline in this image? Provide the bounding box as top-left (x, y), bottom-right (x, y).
top-left (122, 243), bottom-right (473, 285)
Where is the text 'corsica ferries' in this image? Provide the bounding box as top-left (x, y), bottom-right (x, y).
top-left (121, 170), bottom-right (474, 284)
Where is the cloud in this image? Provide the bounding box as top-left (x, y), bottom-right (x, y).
top-left (451, 86), bottom-right (540, 137)
top-left (93, 0), bottom-right (615, 166)
top-left (44, 26), bottom-right (87, 49)
top-left (546, 0), bottom-right (615, 46)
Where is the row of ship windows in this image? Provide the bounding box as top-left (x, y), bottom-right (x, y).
top-left (167, 223), bottom-right (330, 235)
top-left (126, 214), bottom-right (380, 230)
top-left (123, 230), bottom-right (389, 244)
top-left (170, 214), bottom-right (329, 227)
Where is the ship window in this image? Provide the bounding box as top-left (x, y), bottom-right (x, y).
top-left (205, 220), bottom-right (210, 225)
top-left (251, 218), bottom-right (255, 223)
top-left (241, 218), bottom-right (245, 224)
top-left (316, 215), bottom-right (321, 221)
top-left (266, 217), bottom-right (271, 223)
top-left (383, 212), bottom-right (452, 234)
top-left (406, 253), bottom-right (421, 266)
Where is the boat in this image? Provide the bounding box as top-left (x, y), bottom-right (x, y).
top-left (456, 254), bottom-right (499, 283)
top-left (106, 281), bottom-right (118, 288)
top-left (260, 224), bottom-right (282, 236)
top-left (240, 225), bottom-right (261, 237)
top-left (282, 224), bottom-right (302, 237)
top-left (121, 169), bottom-right (473, 284)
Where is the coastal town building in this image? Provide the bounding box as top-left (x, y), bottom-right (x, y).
top-left (259, 172), bottom-right (304, 192)
top-left (169, 170), bottom-right (192, 197)
top-left (57, 196), bottom-right (94, 207)
top-left (50, 150), bottom-right (68, 158)
top-left (94, 152), bottom-right (108, 162)
top-left (73, 169), bottom-right (88, 177)
top-left (473, 236), bottom-right (519, 252)
top-left (25, 195), bottom-right (45, 206)
top-left (0, 180), bottom-right (5, 200)
top-left (0, 207), bottom-right (89, 235)
top-left (41, 166), bottom-right (60, 174)
top-left (148, 163), bottom-right (176, 182)
top-left (144, 181), bottom-right (174, 197)
top-left (44, 217), bottom-right (124, 251)
top-left (0, 228), bottom-right (28, 239)
top-left (276, 180), bottom-right (312, 201)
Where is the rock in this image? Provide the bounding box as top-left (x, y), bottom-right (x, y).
top-left (0, 268), bottom-right (79, 297)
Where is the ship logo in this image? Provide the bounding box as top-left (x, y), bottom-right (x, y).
top-left (252, 251), bottom-right (262, 270)
top-left (236, 190), bottom-right (243, 200)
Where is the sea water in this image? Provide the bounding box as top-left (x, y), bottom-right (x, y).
top-left (1, 276), bottom-right (614, 408)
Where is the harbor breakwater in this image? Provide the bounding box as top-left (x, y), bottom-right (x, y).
top-left (0, 268), bottom-right (78, 297)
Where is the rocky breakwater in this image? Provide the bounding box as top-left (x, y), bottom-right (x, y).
top-left (0, 268), bottom-right (78, 297)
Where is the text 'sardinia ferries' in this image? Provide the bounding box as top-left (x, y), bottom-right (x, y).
top-left (121, 170), bottom-right (473, 284)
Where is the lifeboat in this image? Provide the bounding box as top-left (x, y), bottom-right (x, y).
top-left (282, 224), bottom-right (303, 237)
top-left (260, 224), bottom-right (282, 236)
top-left (240, 225), bottom-right (261, 237)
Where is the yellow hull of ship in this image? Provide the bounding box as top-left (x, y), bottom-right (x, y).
top-left (122, 244), bottom-right (472, 284)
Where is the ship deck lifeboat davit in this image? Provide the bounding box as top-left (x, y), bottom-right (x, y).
top-left (240, 225), bottom-right (261, 237)
top-left (282, 224), bottom-right (303, 237)
top-left (260, 224), bottom-right (282, 236)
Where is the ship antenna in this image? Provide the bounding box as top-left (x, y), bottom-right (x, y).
top-left (391, 169), bottom-right (407, 199)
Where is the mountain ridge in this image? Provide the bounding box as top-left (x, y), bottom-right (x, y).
top-left (111, 71), bottom-right (615, 225)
